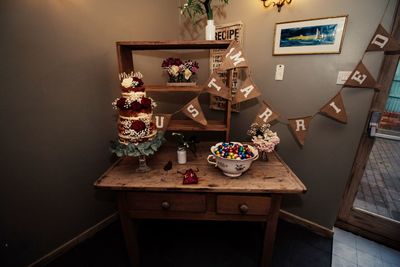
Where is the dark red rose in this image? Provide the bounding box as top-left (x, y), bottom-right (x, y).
top-left (132, 77), bottom-right (144, 87)
top-left (130, 120), bottom-right (146, 132)
top-left (141, 97), bottom-right (152, 109)
top-left (116, 98), bottom-right (129, 110)
top-left (130, 101), bottom-right (141, 111)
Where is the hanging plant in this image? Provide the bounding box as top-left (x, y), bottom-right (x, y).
top-left (180, 0), bottom-right (229, 23)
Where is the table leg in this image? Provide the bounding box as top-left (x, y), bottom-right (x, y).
top-left (261, 194), bottom-right (282, 267)
top-left (118, 192), bottom-right (140, 267)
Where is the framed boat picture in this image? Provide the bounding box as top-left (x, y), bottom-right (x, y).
top-left (273, 15), bottom-right (348, 55)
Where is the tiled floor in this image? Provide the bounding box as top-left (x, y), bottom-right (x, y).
top-left (354, 138), bottom-right (400, 221)
top-left (37, 219), bottom-right (400, 267)
top-left (332, 227), bottom-right (400, 267)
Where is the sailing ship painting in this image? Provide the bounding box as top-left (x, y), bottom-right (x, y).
top-left (280, 24), bottom-right (338, 47)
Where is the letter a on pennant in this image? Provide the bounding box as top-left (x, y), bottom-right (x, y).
top-left (288, 116), bottom-right (313, 146)
top-left (204, 71), bottom-right (231, 100)
top-left (232, 77), bottom-right (262, 104)
top-left (366, 25), bottom-right (400, 52)
top-left (182, 97), bottom-right (208, 126)
top-left (254, 101), bottom-right (280, 126)
top-left (344, 61), bottom-right (378, 89)
top-left (154, 114), bottom-right (172, 131)
top-left (319, 93), bottom-right (347, 123)
top-left (218, 41), bottom-right (248, 71)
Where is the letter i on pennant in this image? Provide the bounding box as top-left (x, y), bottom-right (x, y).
top-left (319, 93), bottom-right (347, 123)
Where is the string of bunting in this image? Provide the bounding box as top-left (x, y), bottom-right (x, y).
top-left (154, 20), bottom-right (400, 147)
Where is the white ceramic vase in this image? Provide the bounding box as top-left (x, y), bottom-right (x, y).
top-left (177, 148), bottom-right (187, 164)
top-left (205, 20), bottom-right (215, 40)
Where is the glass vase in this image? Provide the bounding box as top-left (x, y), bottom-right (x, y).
top-left (260, 151), bottom-right (269, 161)
top-left (136, 155), bottom-right (151, 172)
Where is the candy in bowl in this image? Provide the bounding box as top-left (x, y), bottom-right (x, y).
top-left (206, 142), bottom-right (259, 177)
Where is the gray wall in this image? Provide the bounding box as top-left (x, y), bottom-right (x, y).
top-left (0, 1), bottom-right (179, 266)
top-left (0, 0), bottom-right (397, 265)
top-left (178, 0), bottom-right (397, 228)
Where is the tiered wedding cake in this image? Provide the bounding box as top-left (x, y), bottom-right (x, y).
top-left (112, 72), bottom-right (157, 144)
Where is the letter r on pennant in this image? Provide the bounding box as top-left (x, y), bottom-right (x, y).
top-left (296, 120), bottom-right (306, 131)
top-left (187, 105), bottom-right (199, 118)
top-left (259, 108), bottom-right (272, 123)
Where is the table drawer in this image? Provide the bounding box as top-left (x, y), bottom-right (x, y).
top-left (126, 192), bottom-right (206, 213)
top-left (216, 195), bottom-right (271, 215)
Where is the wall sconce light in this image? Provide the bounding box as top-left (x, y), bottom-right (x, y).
top-left (261, 0), bottom-right (292, 12)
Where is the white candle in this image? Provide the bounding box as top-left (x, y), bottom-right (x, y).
top-left (177, 149), bottom-right (187, 164)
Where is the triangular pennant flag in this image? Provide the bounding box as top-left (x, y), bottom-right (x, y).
top-left (153, 114), bottom-right (172, 131)
top-left (344, 61), bottom-right (378, 89)
top-left (254, 101), bottom-right (280, 126)
top-left (219, 41), bottom-right (249, 71)
top-left (232, 77), bottom-right (262, 104)
top-left (181, 97), bottom-right (208, 126)
top-left (204, 71), bottom-right (231, 100)
top-left (319, 93), bottom-right (347, 124)
top-left (288, 116), bottom-right (313, 146)
top-left (367, 24), bottom-right (400, 52)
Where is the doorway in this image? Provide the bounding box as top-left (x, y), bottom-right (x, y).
top-left (336, 5), bottom-right (400, 249)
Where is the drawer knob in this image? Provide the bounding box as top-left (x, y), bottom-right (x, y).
top-left (239, 204), bottom-right (249, 214)
top-left (161, 201), bottom-right (170, 210)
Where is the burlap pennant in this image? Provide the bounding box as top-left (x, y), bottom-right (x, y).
top-left (204, 71), bottom-right (231, 100)
top-left (153, 114), bottom-right (172, 131)
top-left (219, 41), bottom-right (249, 71)
top-left (254, 101), bottom-right (280, 125)
top-left (319, 93), bottom-right (348, 124)
top-left (344, 61), bottom-right (378, 89)
top-left (232, 77), bottom-right (262, 104)
top-left (367, 24), bottom-right (400, 52)
top-left (288, 116), bottom-right (313, 146)
top-left (181, 97), bottom-right (208, 126)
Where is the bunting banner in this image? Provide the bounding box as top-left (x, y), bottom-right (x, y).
top-left (288, 116), bottom-right (313, 146)
top-left (319, 93), bottom-right (348, 124)
top-left (153, 114), bottom-right (172, 131)
top-left (204, 71), bottom-right (231, 100)
top-left (233, 76), bottom-right (262, 104)
top-left (254, 101), bottom-right (280, 126)
top-left (219, 41), bottom-right (249, 71)
top-left (366, 24), bottom-right (400, 52)
top-left (344, 61), bottom-right (378, 89)
top-left (181, 97), bottom-right (208, 126)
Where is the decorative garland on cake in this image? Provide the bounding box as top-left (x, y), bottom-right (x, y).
top-left (110, 131), bottom-right (166, 157)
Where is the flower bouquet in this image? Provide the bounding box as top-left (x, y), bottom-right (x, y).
top-left (247, 123), bottom-right (280, 161)
top-left (161, 57), bottom-right (199, 86)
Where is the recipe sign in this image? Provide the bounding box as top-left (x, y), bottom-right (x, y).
top-left (209, 21), bottom-right (244, 112)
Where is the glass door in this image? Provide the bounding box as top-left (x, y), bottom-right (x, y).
top-left (353, 65), bottom-right (400, 223)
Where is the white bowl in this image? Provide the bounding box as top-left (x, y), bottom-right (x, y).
top-left (207, 142), bottom-right (259, 178)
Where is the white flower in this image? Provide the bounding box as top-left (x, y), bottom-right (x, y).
top-left (168, 65), bottom-right (180, 77)
top-left (184, 68), bottom-right (192, 80)
top-left (133, 72), bottom-right (143, 79)
top-left (121, 77), bottom-right (133, 88)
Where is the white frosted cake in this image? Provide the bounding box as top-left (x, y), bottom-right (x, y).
top-left (112, 72), bottom-right (157, 144)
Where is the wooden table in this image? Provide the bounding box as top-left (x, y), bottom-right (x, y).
top-left (94, 143), bottom-right (306, 266)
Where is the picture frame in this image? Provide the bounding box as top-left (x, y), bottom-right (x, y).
top-left (273, 15), bottom-right (348, 55)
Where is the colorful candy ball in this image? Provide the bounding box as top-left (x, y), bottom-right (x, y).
top-left (213, 142), bottom-right (255, 160)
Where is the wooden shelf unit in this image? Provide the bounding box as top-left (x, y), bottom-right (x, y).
top-left (116, 40), bottom-right (233, 141)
